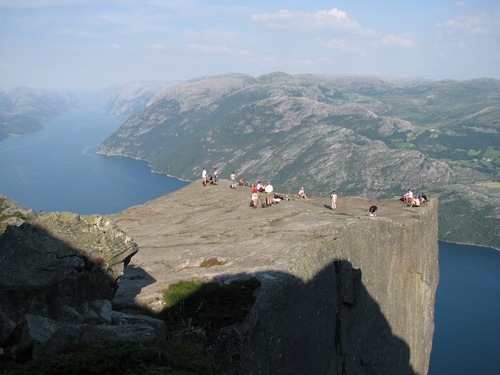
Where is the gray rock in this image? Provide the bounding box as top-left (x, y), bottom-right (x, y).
top-left (0, 211), bottom-right (144, 358)
top-left (14, 313), bottom-right (165, 359)
top-left (110, 180), bottom-right (439, 375)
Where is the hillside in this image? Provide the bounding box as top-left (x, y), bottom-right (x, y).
top-left (97, 73), bottom-right (499, 248)
top-left (0, 87), bottom-right (78, 140)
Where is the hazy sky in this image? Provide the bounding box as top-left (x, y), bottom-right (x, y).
top-left (1, 0), bottom-right (499, 90)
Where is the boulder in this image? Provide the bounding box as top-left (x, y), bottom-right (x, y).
top-left (0, 211), bottom-right (164, 359)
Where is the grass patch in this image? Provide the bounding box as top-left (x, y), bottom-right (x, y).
top-left (1, 278), bottom-right (260, 374)
top-left (475, 181), bottom-right (500, 193)
top-left (163, 280), bottom-right (206, 308)
top-left (161, 278), bottom-right (260, 334)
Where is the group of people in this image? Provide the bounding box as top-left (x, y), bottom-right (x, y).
top-left (201, 167), bottom-right (343, 210)
top-left (202, 169), bottom-right (431, 217)
top-left (201, 167), bottom-right (219, 186)
top-left (250, 181), bottom-right (276, 208)
top-left (403, 188), bottom-right (427, 207)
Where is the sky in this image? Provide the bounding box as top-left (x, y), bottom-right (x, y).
top-left (1, 0), bottom-right (499, 90)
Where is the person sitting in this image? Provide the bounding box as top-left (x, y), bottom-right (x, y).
top-left (412, 196), bottom-right (421, 207)
top-left (239, 177), bottom-right (244, 186)
top-left (368, 205), bottom-right (377, 217)
top-left (298, 187), bottom-right (307, 199)
top-left (273, 193), bottom-right (285, 203)
top-left (403, 188), bottom-right (413, 205)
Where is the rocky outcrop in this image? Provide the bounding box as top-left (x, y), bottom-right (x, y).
top-left (0, 195), bottom-right (36, 232)
top-left (111, 180), bottom-right (439, 375)
top-left (0, 211), bottom-right (165, 359)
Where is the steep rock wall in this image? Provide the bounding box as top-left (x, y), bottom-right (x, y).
top-left (235, 206), bottom-right (438, 375)
top-left (110, 181), bottom-right (439, 375)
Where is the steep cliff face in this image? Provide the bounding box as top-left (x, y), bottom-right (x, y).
top-left (111, 180), bottom-right (439, 375)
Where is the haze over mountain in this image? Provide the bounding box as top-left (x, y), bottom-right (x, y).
top-left (1, 73), bottom-right (498, 248)
top-left (0, 88), bottom-right (78, 141)
top-left (98, 73), bottom-right (500, 248)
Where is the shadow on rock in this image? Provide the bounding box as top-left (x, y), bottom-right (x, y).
top-left (0, 212), bottom-right (164, 361)
top-left (154, 260), bottom-right (416, 375)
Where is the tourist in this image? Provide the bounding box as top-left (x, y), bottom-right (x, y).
top-left (202, 167), bottom-right (207, 186)
top-left (230, 171), bottom-right (237, 189)
top-left (265, 181), bottom-right (274, 206)
top-left (403, 188), bottom-right (413, 205)
top-left (369, 205), bottom-right (377, 217)
top-left (251, 184), bottom-right (259, 208)
top-left (331, 190), bottom-right (338, 210)
top-left (298, 187), bottom-right (307, 199)
top-left (213, 167), bottom-right (219, 185)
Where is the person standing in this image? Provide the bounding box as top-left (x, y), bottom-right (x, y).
top-left (331, 190), bottom-right (338, 210)
top-left (230, 171), bottom-right (237, 189)
top-left (251, 183), bottom-right (259, 208)
top-left (213, 167), bottom-right (219, 185)
top-left (202, 167), bottom-right (207, 186)
top-left (265, 181), bottom-right (274, 206)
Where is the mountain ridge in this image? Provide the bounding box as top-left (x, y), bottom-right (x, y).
top-left (97, 73), bottom-right (499, 248)
top-left (0, 87), bottom-right (78, 141)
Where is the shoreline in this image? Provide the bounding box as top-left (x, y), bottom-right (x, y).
top-left (96, 151), bottom-right (499, 251)
top-left (438, 239), bottom-right (500, 252)
top-left (95, 150), bottom-right (193, 182)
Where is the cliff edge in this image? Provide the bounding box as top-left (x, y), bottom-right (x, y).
top-left (110, 180), bottom-right (439, 375)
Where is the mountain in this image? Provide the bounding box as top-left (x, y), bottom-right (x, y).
top-left (98, 73), bottom-right (500, 248)
top-left (0, 87), bottom-right (78, 141)
top-left (99, 81), bottom-right (180, 119)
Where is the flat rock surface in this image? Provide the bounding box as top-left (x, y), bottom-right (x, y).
top-left (110, 179), bottom-right (428, 309)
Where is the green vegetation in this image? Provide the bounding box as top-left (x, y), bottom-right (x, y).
top-left (1, 340), bottom-right (218, 375)
top-left (163, 280), bottom-right (206, 308)
top-left (0, 197), bottom-right (33, 233)
top-left (161, 278), bottom-right (260, 334)
top-left (438, 194), bottom-right (499, 248)
top-left (1, 279), bottom-right (261, 374)
top-left (475, 181), bottom-right (500, 192)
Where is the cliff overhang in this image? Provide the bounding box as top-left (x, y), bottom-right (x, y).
top-left (111, 180), bottom-right (439, 375)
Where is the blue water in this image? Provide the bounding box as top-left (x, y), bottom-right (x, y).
top-left (0, 108), bottom-right (499, 374)
top-left (429, 242), bottom-right (500, 375)
top-left (0, 108), bottom-right (188, 214)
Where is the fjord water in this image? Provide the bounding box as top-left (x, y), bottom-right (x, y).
top-left (0, 108), bottom-right (188, 214)
top-left (429, 242), bottom-right (500, 375)
top-left (0, 108), bottom-right (498, 374)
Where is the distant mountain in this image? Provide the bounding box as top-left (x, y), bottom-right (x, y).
top-left (98, 73), bottom-right (500, 248)
top-left (0, 87), bottom-right (78, 141)
top-left (99, 81), bottom-right (179, 119)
